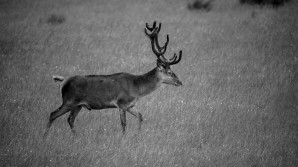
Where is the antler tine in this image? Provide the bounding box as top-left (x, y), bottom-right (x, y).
top-left (145, 21), bottom-right (161, 32)
top-left (168, 50), bottom-right (182, 65)
top-left (144, 21), bottom-right (161, 39)
top-left (144, 27), bottom-right (158, 39)
top-left (169, 53), bottom-right (177, 62)
top-left (155, 34), bottom-right (169, 55)
top-left (145, 21), bottom-right (156, 31)
top-left (164, 53), bottom-right (177, 65)
top-left (151, 39), bottom-right (164, 58)
top-left (154, 32), bottom-right (167, 51)
top-left (156, 22), bottom-right (161, 33)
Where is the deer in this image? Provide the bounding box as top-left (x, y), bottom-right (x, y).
top-left (43, 21), bottom-right (183, 137)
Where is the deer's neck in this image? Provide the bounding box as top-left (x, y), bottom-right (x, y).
top-left (134, 67), bottom-right (162, 97)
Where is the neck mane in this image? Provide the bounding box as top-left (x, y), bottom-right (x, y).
top-left (133, 67), bottom-right (162, 97)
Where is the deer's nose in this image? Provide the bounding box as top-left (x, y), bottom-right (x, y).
top-left (176, 80), bottom-right (182, 86)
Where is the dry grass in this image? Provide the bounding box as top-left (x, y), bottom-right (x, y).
top-left (0, 0), bottom-right (297, 166)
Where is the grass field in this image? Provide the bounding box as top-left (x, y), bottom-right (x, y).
top-left (0, 0), bottom-right (298, 166)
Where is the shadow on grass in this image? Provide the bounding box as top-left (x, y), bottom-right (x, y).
top-left (0, 39), bottom-right (14, 55)
top-left (187, 0), bottom-right (212, 12)
top-left (240, 0), bottom-right (291, 7)
top-left (47, 14), bottom-right (66, 25)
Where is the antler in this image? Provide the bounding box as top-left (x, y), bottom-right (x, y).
top-left (144, 22), bottom-right (168, 59)
top-left (144, 21), bottom-right (182, 65)
top-left (168, 50), bottom-right (182, 65)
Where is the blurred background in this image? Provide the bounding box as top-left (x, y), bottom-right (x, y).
top-left (0, 0), bottom-right (297, 166)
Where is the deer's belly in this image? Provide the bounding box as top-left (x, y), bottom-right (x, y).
top-left (117, 96), bottom-right (138, 109)
top-left (78, 100), bottom-right (117, 110)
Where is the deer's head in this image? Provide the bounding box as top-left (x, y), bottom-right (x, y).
top-left (145, 21), bottom-right (183, 86)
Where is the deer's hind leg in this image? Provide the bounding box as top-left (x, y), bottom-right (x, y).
top-left (67, 106), bottom-right (82, 135)
top-left (44, 103), bottom-right (75, 138)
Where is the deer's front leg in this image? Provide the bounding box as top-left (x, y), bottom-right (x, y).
top-left (127, 108), bottom-right (143, 131)
top-left (119, 109), bottom-right (127, 134)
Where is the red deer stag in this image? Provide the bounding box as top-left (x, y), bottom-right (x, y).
top-left (44, 21), bottom-right (182, 137)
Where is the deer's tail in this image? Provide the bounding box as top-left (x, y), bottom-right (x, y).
top-left (53, 75), bottom-right (65, 82)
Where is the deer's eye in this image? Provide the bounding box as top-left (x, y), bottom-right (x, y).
top-left (167, 70), bottom-right (172, 74)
